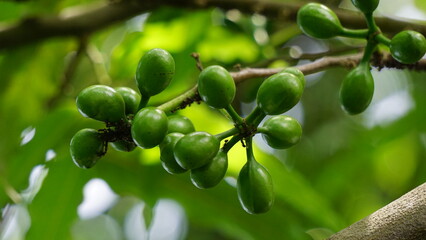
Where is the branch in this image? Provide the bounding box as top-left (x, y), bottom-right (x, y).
top-left (0, 0), bottom-right (158, 50)
top-left (158, 52), bottom-right (426, 113)
top-left (328, 182), bottom-right (426, 240)
top-left (1, 0), bottom-right (426, 50)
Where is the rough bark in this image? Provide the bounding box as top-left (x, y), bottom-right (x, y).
top-left (329, 183), bottom-right (426, 240)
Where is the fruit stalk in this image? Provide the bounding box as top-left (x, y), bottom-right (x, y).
top-left (245, 106), bottom-right (266, 126)
top-left (215, 128), bottom-right (239, 141)
top-left (138, 95), bottom-right (150, 110)
top-left (224, 104), bottom-right (244, 125)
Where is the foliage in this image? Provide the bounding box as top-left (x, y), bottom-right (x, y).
top-left (1, 0), bottom-right (426, 239)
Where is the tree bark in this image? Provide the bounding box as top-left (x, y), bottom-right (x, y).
top-left (328, 183), bottom-right (426, 240)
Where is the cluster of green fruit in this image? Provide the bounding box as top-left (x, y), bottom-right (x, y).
top-left (70, 48), bottom-right (305, 214)
top-left (192, 64), bottom-right (304, 214)
top-left (297, 0), bottom-right (426, 114)
top-left (70, 48), bottom-right (175, 169)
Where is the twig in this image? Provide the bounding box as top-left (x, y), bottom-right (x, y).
top-left (191, 52), bottom-right (203, 71)
top-left (372, 51), bottom-right (426, 71)
top-left (157, 52), bottom-right (426, 113)
top-left (250, 46), bottom-right (363, 68)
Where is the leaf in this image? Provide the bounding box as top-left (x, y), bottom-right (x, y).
top-left (306, 228), bottom-right (335, 240)
top-left (1, 107), bottom-right (101, 205)
top-left (414, 0), bottom-right (426, 13)
top-left (26, 154), bottom-right (92, 239)
top-left (71, 215), bottom-right (123, 240)
top-left (0, 2), bottom-right (26, 22)
top-left (254, 146), bottom-right (344, 230)
top-left (142, 203), bottom-right (154, 230)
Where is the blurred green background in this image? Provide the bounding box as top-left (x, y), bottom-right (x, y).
top-left (1, 0), bottom-right (426, 239)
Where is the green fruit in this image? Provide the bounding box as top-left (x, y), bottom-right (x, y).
top-left (76, 85), bottom-right (125, 122)
top-left (198, 65), bottom-right (236, 109)
top-left (159, 133), bottom-right (187, 174)
top-left (190, 150), bottom-right (228, 189)
top-left (131, 107), bottom-right (168, 149)
top-left (110, 140), bottom-right (137, 152)
top-left (136, 48), bottom-right (175, 97)
top-left (259, 115), bottom-right (302, 149)
top-left (280, 67), bottom-right (306, 89)
top-left (297, 3), bottom-right (344, 39)
top-left (174, 132), bottom-right (220, 170)
top-left (390, 30), bottom-right (426, 64)
top-left (351, 0), bottom-right (379, 14)
top-left (237, 158), bottom-right (274, 214)
top-left (70, 128), bottom-right (105, 169)
top-left (256, 72), bottom-right (303, 115)
top-left (167, 115), bottom-right (195, 134)
top-left (339, 64), bottom-right (374, 115)
top-left (115, 87), bottom-right (141, 115)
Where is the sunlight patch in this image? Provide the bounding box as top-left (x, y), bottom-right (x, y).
top-left (363, 90), bottom-right (414, 128)
top-left (20, 126), bottom-right (35, 146)
top-left (78, 178), bottom-right (119, 219)
top-left (148, 199), bottom-right (187, 240)
top-left (45, 149), bottom-right (56, 162)
top-left (21, 165), bottom-right (49, 203)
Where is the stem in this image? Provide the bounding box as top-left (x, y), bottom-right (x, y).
top-left (360, 39), bottom-right (378, 66)
top-left (245, 137), bottom-right (255, 163)
top-left (245, 106), bottom-right (265, 125)
top-left (215, 127), bottom-right (239, 141)
top-left (222, 135), bottom-right (242, 153)
top-left (252, 111), bottom-right (267, 127)
top-left (256, 126), bottom-right (267, 134)
top-left (138, 95), bottom-right (150, 110)
top-left (224, 104), bottom-right (243, 125)
top-left (364, 12), bottom-right (380, 33)
top-left (376, 33), bottom-right (391, 47)
top-left (340, 28), bottom-right (369, 39)
top-left (157, 85), bottom-right (198, 112)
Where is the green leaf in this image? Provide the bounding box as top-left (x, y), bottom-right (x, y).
top-left (142, 203), bottom-right (154, 230)
top-left (71, 215), bottom-right (123, 240)
top-left (26, 155), bottom-right (92, 239)
top-left (414, 0), bottom-right (426, 13)
top-left (1, 106), bottom-right (101, 205)
top-left (255, 147), bottom-right (344, 230)
top-left (0, 2), bottom-right (26, 22)
top-left (95, 156), bottom-right (312, 239)
top-left (306, 228), bottom-right (335, 240)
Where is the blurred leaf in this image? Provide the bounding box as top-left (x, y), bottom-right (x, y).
top-left (142, 202), bottom-right (154, 230)
top-left (71, 215), bottom-right (122, 240)
top-left (254, 146), bottom-right (344, 231)
top-left (306, 228), bottom-right (335, 240)
top-left (373, 132), bottom-right (419, 195)
top-left (414, 0), bottom-right (426, 13)
top-left (0, 2), bottom-right (26, 22)
top-left (27, 155), bottom-right (92, 239)
top-left (107, 196), bottom-right (140, 227)
top-left (95, 155), bottom-right (312, 240)
top-left (197, 26), bottom-right (260, 63)
top-left (1, 106), bottom-right (101, 205)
